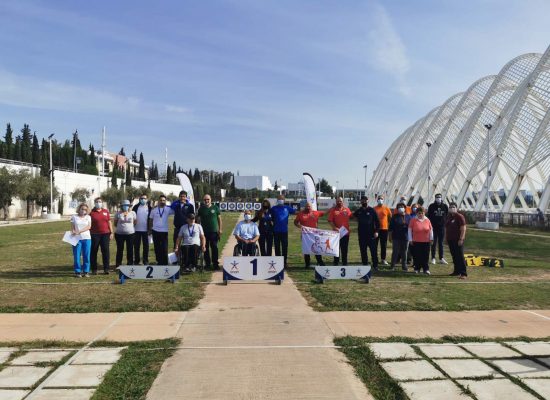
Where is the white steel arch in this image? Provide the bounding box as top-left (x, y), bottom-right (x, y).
top-left (369, 46), bottom-right (550, 212)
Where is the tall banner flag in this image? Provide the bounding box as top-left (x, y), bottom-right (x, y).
top-left (301, 226), bottom-right (339, 257)
top-left (176, 172), bottom-right (195, 206)
top-left (303, 172), bottom-right (317, 211)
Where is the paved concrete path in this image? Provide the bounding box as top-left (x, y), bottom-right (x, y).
top-left (146, 233), bottom-right (373, 400)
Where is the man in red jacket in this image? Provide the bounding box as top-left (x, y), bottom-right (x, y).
top-left (90, 197), bottom-right (113, 275)
top-left (294, 202), bottom-right (326, 268)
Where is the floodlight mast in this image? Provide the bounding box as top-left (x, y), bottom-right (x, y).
top-left (426, 142), bottom-right (432, 204)
top-left (484, 124), bottom-right (493, 223)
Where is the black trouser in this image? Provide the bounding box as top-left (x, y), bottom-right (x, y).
top-left (376, 229), bottom-right (389, 261)
top-left (391, 238), bottom-right (408, 270)
top-left (91, 233), bottom-right (110, 273)
top-left (173, 225), bottom-right (182, 248)
top-left (152, 230), bottom-right (169, 265)
top-left (133, 231), bottom-right (149, 265)
top-left (333, 235), bottom-right (349, 266)
top-left (412, 242), bottom-right (430, 272)
top-left (431, 225), bottom-right (445, 259)
top-left (358, 231), bottom-right (378, 269)
top-left (304, 254), bottom-right (324, 267)
top-left (259, 231), bottom-right (273, 256)
top-left (273, 232), bottom-right (288, 264)
top-left (448, 240), bottom-right (467, 276)
top-left (203, 231), bottom-right (219, 268)
top-left (115, 233), bottom-right (134, 267)
top-left (181, 244), bottom-right (200, 268)
top-left (239, 241), bottom-right (257, 256)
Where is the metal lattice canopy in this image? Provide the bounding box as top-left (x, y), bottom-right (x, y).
top-left (369, 47), bottom-right (550, 212)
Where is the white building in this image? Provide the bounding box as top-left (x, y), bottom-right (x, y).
top-left (234, 175), bottom-right (273, 191)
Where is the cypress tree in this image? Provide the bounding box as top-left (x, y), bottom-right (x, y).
top-left (21, 124), bottom-right (32, 162)
top-left (14, 136), bottom-right (22, 161)
top-left (4, 123), bottom-right (13, 160)
top-left (31, 134), bottom-right (40, 164)
top-left (138, 152), bottom-right (145, 180)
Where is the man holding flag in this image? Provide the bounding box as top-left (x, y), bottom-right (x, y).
top-left (294, 202), bottom-right (326, 268)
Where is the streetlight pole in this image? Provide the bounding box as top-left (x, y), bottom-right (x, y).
top-left (484, 124), bottom-right (493, 223)
top-left (48, 133), bottom-right (55, 213)
top-left (363, 164), bottom-right (368, 196)
top-left (426, 142), bottom-right (432, 204)
top-left (336, 180), bottom-right (339, 198)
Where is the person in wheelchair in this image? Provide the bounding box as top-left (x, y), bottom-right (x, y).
top-left (174, 213), bottom-right (206, 273)
top-left (233, 210), bottom-right (260, 256)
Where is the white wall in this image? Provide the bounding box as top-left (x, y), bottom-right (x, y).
top-left (0, 160), bottom-right (183, 218)
top-left (234, 175), bottom-right (273, 191)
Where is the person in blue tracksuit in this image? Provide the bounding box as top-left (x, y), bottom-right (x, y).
top-left (270, 195), bottom-right (296, 268)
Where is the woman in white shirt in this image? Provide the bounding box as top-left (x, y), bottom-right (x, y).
top-left (174, 214), bottom-right (206, 272)
top-left (71, 203), bottom-right (92, 277)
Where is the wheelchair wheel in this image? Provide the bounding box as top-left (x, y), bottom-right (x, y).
top-left (197, 249), bottom-right (205, 273)
top-left (233, 243), bottom-right (242, 256)
top-left (254, 244), bottom-right (260, 256)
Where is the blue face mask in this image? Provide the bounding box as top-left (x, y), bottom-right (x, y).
top-left (139, 199), bottom-right (146, 205)
top-left (122, 205), bottom-right (129, 211)
top-left (277, 200), bottom-right (284, 206)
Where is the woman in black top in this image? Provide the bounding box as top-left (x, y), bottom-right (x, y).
top-left (253, 199), bottom-right (273, 256)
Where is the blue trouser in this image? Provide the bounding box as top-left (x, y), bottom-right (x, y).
top-left (73, 239), bottom-right (91, 273)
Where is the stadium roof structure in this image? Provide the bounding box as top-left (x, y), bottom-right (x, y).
top-left (369, 45), bottom-right (550, 212)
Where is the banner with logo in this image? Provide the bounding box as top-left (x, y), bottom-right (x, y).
top-left (301, 226), bottom-right (339, 257)
top-left (303, 172), bottom-right (317, 211)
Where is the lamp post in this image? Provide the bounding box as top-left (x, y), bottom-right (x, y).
top-left (336, 180), bottom-right (339, 198)
top-left (426, 142), bottom-right (432, 204)
top-left (48, 133), bottom-right (55, 213)
top-left (363, 164), bottom-right (368, 196)
top-left (484, 124), bottom-right (493, 223)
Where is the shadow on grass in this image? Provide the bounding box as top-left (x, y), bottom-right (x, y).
top-left (0, 265), bottom-right (77, 279)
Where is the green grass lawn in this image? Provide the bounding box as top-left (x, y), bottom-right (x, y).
top-left (0, 213), bottom-right (240, 313)
top-left (286, 217), bottom-right (550, 311)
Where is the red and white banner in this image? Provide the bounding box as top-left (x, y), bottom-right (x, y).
top-left (301, 226), bottom-right (339, 257)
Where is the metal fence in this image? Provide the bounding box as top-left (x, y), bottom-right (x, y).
top-left (465, 211), bottom-right (549, 230)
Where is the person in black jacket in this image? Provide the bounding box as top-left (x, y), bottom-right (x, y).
top-left (170, 190), bottom-right (195, 247)
top-left (253, 199), bottom-right (274, 256)
top-left (389, 203), bottom-right (412, 271)
top-left (427, 193), bottom-right (448, 265)
top-left (351, 196), bottom-right (380, 270)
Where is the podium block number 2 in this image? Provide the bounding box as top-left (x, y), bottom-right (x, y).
top-left (146, 266), bottom-right (153, 278)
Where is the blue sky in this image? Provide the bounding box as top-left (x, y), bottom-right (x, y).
top-left (1, 0), bottom-right (549, 188)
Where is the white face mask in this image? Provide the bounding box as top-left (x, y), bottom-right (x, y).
top-left (377, 199), bottom-right (384, 205)
top-left (95, 202), bottom-right (102, 209)
top-left (244, 214), bottom-right (252, 221)
top-left (398, 207), bottom-right (405, 214)
top-left (277, 200), bottom-right (284, 206)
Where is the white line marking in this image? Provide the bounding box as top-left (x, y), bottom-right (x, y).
top-left (522, 310), bottom-right (550, 321)
top-left (471, 228), bottom-right (550, 239)
top-left (26, 313), bottom-right (124, 399)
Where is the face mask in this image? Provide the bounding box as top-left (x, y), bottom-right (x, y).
top-left (398, 207), bottom-right (405, 214)
top-left (95, 202), bottom-right (102, 209)
top-left (159, 202), bottom-right (166, 207)
top-left (435, 198), bottom-right (442, 204)
top-left (244, 214), bottom-right (252, 221)
top-left (449, 207), bottom-right (457, 214)
top-left (362, 202), bottom-right (368, 207)
top-left (377, 199), bottom-right (383, 205)
top-left (79, 209), bottom-right (87, 216)
top-left (122, 205), bottom-right (129, 211)
top-left (412, 207), bottom-right (417, 212)
top-left (139, 199), bottom-right (146, 205)
top-left (277, 200), bottom-right (284, 206)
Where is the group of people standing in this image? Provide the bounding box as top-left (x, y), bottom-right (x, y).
top-left (70, 191), bottom-right (222, 277)
top-left (70, 192), bottom-right (467, 279)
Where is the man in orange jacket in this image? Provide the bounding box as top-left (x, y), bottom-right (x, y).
top-left (374, 195), bottom-right (392, 266)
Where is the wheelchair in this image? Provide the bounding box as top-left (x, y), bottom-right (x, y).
top-left (233, 241), bottom-right (260, 256)
top-left (179, 244), bottom-right (205, 274)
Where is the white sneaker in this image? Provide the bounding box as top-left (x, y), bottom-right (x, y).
top-left (381, 260), bottom-right (389, 266)
top-left (439, 258), bottom-right (448, 265)
top-left (424, 270), bottom-right (431, 275)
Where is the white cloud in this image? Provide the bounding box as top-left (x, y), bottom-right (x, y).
top-left (368, 3), bottom-right (411, 96)
top-left (0, 69), bottom-right (192, 121)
